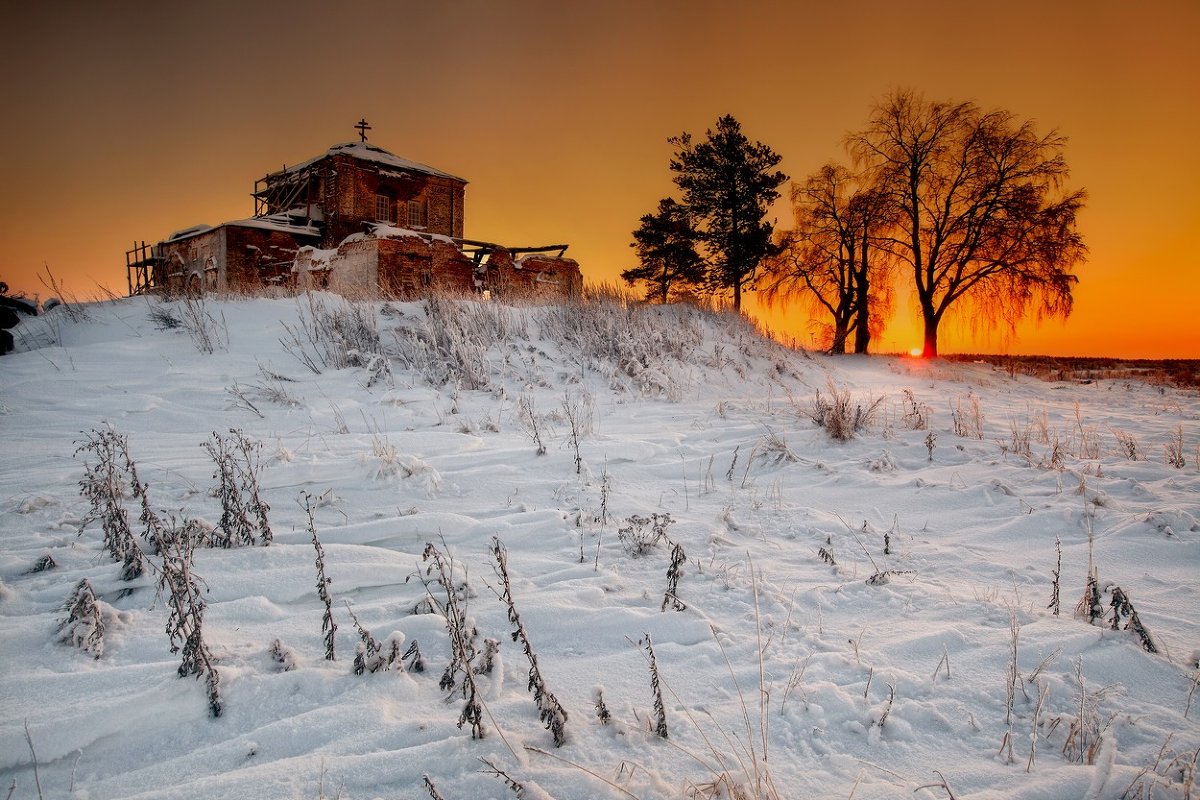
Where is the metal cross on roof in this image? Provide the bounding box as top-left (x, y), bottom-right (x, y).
top-left (355, 118), bottom-right (372, 143)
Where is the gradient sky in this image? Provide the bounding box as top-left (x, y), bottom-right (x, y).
top-left (2, 1), bottom-right (1197, 357)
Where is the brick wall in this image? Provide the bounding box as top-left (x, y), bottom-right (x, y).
top-left (223, 226), bottom-right (312, 292)
top-left (320, 156), bottom-right (465, 248)
top-left (484, 250), bottom-right (582, 300)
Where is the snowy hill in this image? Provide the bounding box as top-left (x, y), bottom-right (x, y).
top-left (1, 293), bottom-right (1197, 800)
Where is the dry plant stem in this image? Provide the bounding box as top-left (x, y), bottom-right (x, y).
top-left (913, 769), bottom-right (958, 799)
top-left (159, 526), bottom-right (223, 717)
top-left (304, 494), bottom-right (337, 661)
top-left (23, 720), bottom-right (43, 800)
top-left (423, 543), bottom-right (519, 759)
top-left (931, 648), bottom-right (950, 682)
top-left (491, 537), bottom-right (569, 747)
top-left (1120, 733), bottom-right (1173, 799)
top-left (1006, 612), bottom-right (1020, 726)
top-left (637, 631), bottom-right (778, 798)
top-left (1027, 680), bottom-right (1049, 772)
top-left (710, 626), bottom-right (761, 776)
top-left (644, 633), bottom-right (669, 739)
top-left (422, 775), bottom-right (448, 800)
top-left (479, 757), bottom-right (523, 796)
top-left (525, 746), bottom-right (643, 800)
top-left (750, 555), bottom-right (768, 762)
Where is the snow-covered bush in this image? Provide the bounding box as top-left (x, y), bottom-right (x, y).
top-left (810, 380), bottom-right (884, 441)
top-left (59, 578), bottom-right (106, 658)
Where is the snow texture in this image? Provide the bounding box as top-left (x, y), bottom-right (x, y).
top-left (0, 294), bottom-right (1197, 800)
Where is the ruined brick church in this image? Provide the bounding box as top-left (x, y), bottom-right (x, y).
top-left (126, 121), bottom-right (582, 300)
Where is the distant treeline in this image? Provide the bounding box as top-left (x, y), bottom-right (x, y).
top-left (940, 354), bottom-right (1200, 388)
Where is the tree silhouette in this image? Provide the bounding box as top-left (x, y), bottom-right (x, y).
top-left (763, 163), bottom-right (894, 353)
top-left (669, 115), bottom-right (787, 311)
top-left (622, 198), bottom-right (705, 303)
top-left (849, 90), bottom-right (1086, 357)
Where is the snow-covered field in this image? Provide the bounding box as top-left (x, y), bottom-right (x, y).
top-left (1, 293), bottom-right (1197, 800)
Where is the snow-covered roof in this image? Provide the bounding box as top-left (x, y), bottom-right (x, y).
top-left (224, 217), bottom-right (322, 238)
top-left (161, 217), bottom-right (320, 245)
top-left (167, 224), bottom-right (213, 241)
top-left (275, 142), bottom-right (467, 183)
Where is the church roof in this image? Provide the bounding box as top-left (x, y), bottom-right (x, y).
top-left (277, 142), bottom-right (466, 183)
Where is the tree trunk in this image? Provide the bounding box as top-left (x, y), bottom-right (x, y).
top-left (921, 307), bottom-right (939, 358)
top-left (732, 279), bottom-right (742, 312)
top-left (830, 323), bottom-right (849, 355)
top-left (853, 269), bottom-right (871, 354)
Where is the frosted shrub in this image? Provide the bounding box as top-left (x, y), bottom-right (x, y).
top-left (281, 292), bottom-right (383, 373)
top-left (810, 380), bottom-right (884, 441)
top-left (75, 427), bottom-right (147, 581)
top-left (951, 392), bottom-right (985, 439)
top-left (202, 429), bottom-right (272, 547)
top-left (540, 292), bottom-right (702, 398)
top-left (618, 513), bottom-right (674, 557)
top-left (392, 294), bottom-right (516, 389)
top-left (159, 528), bottom-right (222, 717)
top-left (59, 578), bottom-right (106, 658)
top-left (901, 388), bottom-right (930, 430)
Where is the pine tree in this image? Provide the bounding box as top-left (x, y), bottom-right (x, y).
top-left (622, 198), bottom-right (705, 303)
top-left (669, 115), bottom-right (787, 311)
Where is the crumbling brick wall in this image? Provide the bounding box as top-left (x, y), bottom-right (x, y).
top-left (484, 250), bottom-right (582, 300)
top-left (320, 155), bottom-right (465, 247)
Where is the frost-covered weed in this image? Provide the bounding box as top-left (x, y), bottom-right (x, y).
top-left (1111, 427), bottom-right (1143, 461)
top-left (281, 292), bottom-right (383, 373)
top-left (202, 429), bottom-right (272, 547)
top-left (422, 542), bottom-right (487, 740)
top-left (179, 295), bottom-right (229, 354)
top-left (901, 388), bottom-right (930, 430)
top-left (540, 292), bottom-right (705, 398)
top-left (391, 293), bottom-right (517, 389)
top-left (75, 427), bottom-right (147, 581)
top-left (951, 392), bottom-right (985, 439)
top-left (59, 578), bottom-right (107, 658)
top-left (304, 494), bottom-right (337, 662)
top-left (1164, 425), bottom-right (1186, 469)
top-left (618, 513), bottom-right (674, 557)
top-left (492, 537), bottom-right (568, 746)
top-left (810, 381), bottom-right (884, 441)
top-left (159, 523), bottom-right (222, 717)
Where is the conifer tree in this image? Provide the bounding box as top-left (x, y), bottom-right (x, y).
top-left (668, 115), bottom-right (787, 311)
top-left (622, 198), bottom-right (705, 303)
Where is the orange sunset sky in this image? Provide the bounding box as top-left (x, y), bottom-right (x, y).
top-left (1, 1), bottom-right (1197, 358)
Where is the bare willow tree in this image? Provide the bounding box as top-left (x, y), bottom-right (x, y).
top-left (622, 197), bottom-right (706, 303)
top-left (848, 90), bottom-right (1087, 357)
top-left (762, 163), bottom-right (894, 353)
